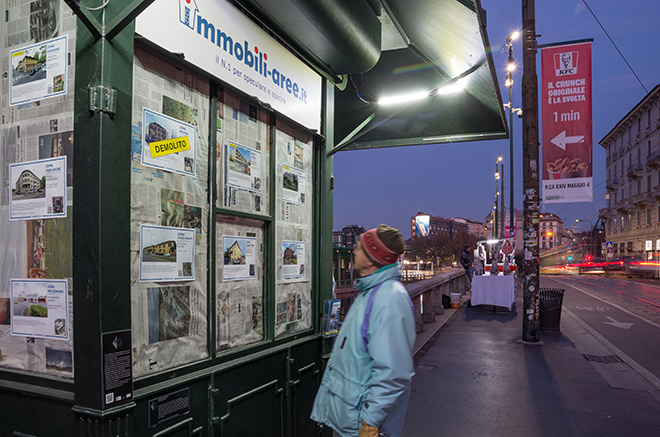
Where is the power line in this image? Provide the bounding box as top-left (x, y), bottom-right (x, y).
top-left (581, 0), bottom-right (649, 94)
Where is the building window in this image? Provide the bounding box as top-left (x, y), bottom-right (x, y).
top-left (637, 179), bottom-right (641, 194)
top-left (648, 175), bottom-right (652, 191)
top-left (637, 210), bottom-right (641, 226)
top-left (648, 208), bottom-right (652, 225)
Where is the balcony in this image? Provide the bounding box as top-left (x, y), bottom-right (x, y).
top-left (633, 192), bottom-right (654, 208)
top-left (646, 152), bottom-right (660, 168)
top-left (606, 178), bottom-right (619, 191)
top-left (616, 198), bottom-right (633, 214)
top-left (626, 165), bottom-right (643, 180)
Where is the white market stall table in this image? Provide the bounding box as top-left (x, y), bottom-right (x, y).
top-left (470, 275), bottom-right (516, 309)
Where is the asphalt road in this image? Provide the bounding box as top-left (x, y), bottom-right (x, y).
top-left (544, 275), bottom-right (660, 382)
top-left (13, 68), bottom-right (47, 86)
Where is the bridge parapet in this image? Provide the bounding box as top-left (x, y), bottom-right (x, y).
top-left (406, 268), bottom-right (470, 333)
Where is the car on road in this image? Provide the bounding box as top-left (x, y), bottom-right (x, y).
top-left (629, 259), bottom-right (660, 278)
top-left (603, 256), bottom-right (643, 273)
top-left (577, 257), bottom-right (607, 274)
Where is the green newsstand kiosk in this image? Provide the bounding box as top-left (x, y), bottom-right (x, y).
top-left (0, 0), bottom-right (506, 435)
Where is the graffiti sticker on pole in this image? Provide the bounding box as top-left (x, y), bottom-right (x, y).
top-left (541, 41), bottom-right (593, 204)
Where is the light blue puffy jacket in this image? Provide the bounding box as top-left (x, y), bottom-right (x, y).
top-left (311, 263), bottom-right (416, 436)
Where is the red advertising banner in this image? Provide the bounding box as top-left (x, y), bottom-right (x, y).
top-left (541, 41), bottom-right (593, 203)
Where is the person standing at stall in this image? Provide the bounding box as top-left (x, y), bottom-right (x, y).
top-left (461, 245), bottom-right (474, 282)
top-left (311, 224), bottom-right (415, 437)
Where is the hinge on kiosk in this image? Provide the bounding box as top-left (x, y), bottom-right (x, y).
top-left (88, 85), bottom-right (117, 115)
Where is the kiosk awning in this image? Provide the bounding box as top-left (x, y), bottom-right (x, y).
top-left (232, 0), bottom-right (508, 151)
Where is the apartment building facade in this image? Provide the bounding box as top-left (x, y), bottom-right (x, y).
top-left (600, 84), bottom-right (660, 258)
top-left (539, 213), bottom-right (563, 250)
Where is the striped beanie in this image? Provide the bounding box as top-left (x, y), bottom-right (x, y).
top-left (360, 224), bottom-right (404, 266)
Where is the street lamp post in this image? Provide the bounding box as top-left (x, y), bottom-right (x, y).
top-left (500, 162), bottom-right (505, 239)
top-left (504, 31), bottom-right (520, 241)
top-left (494, 157), bottom-right (503, 238)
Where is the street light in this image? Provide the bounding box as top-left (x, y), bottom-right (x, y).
top-left (503, 31), bottom-right (521, 241)
top-left (494, 156), bottom-right (503, 238)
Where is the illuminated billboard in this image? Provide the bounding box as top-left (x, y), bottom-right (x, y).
top-left (415, 215), bottom-right (430, 237)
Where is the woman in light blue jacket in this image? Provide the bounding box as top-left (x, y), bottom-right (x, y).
top-left (311, 225), bottom-right (416, 437)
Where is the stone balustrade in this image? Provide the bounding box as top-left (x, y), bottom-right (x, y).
top-left (406, 268), bottom-right (470, 333)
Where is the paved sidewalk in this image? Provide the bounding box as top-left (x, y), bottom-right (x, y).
top-left (403, 280), bottom-right (660, 437)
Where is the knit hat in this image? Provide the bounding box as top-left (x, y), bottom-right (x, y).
top-left (360, 224), bottom-right (405, 266)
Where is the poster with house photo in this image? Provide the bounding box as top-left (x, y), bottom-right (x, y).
top-left (281, 165), bottom-right (306, 205)
top-left (139, 225), bottom-right (195, 282)
top-left (10, 35), bottom-right (68, 106)
top-left (9, 156), bottom-right (67, 220)
top-left (222, 236), bottom-right (257, 281)
top-left (281, 240), bottom-right (306, 279)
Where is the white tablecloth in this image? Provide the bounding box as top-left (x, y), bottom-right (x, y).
top-left (471, 275), bottom-right (516, 309)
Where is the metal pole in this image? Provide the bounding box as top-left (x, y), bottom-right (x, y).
top-left (522, 0), bottom-right (540, 343)
top-left (509, 68), bottom-right (515, 236)
top-left (494, 163), bottom-right (498, 238)
top-left (501, 163), bottom-right (505, 239)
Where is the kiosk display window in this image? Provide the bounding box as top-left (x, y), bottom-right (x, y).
top-left (130, 47), bottom-right (210, 377)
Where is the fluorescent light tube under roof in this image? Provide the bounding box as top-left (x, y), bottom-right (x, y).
top-left (378, 91), bottom-right (429, 106)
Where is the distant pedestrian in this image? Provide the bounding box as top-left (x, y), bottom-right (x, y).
top-left (461, 245), bottom-right (474, 282)
top-left (491, 253), bottom-right (503, 275)
top-left (474, 246), bottom-right (484, 275)
top-left (311, 224), bottom-right (415, 437)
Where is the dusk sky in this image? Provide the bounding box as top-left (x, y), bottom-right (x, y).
top-left (332, 0), bottom-right (660, 238)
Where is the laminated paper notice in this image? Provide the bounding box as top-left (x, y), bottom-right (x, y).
top-left (10, 35), bottom-right (68, 106)
top-left (142, 109), bottom-right (197, 176)
top-left (9, 156), bottom-right (67, 220)
top-left (10, 279), bottom-right (69, 340)
top-left (282, 165), bottom-right (306, 205)
top-left (139, 225), bottom-right (195, 282)
top-left (221, 236), bottom-right (258, 281)
top-left (281, 240), bottom-right (306, 279)
top-left (226, 141), bottom-right (262, 193)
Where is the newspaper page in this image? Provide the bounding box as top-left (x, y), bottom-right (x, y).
top-left (275, 128), bottom-right (313, 338)
top-left (130, 46), bottom-right (209, 377)
top-left (216, 91), bottom-right (270, 215)
top-left (215, 216), bottom-right (264, 351)
top-left (0, 0), bottom-right (76, 378)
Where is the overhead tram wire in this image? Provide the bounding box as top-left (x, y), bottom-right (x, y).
top-left (582, 0), bottom-right (656, 104)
